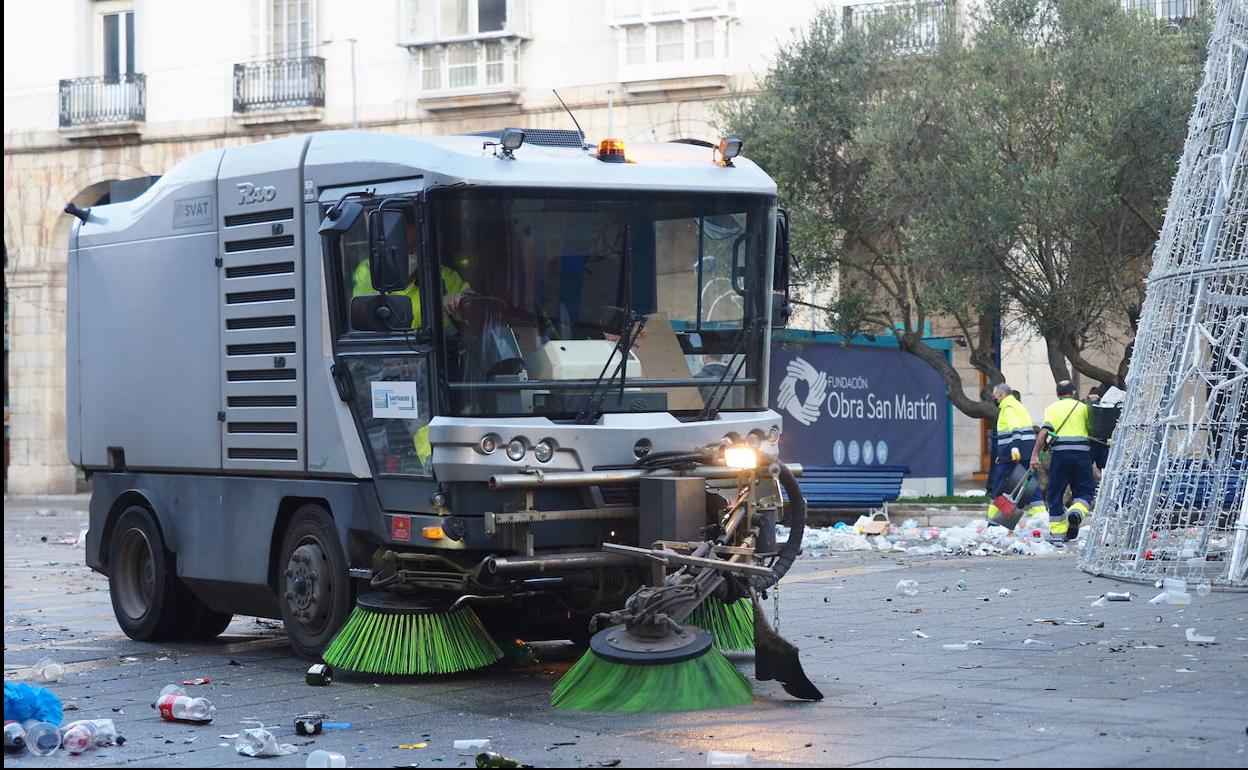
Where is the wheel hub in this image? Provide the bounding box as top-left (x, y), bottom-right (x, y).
top-left (114, 527), bottom-right (156, 621)
top-left (284, 542), bottom-right (329, 628)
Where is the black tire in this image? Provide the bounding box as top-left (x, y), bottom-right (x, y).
top-left (178, 600), bottom-right (234, 641)
top-left (277, 504), bottom-right (351, 659)
top-left (108, 505), bottom-right (182, 641)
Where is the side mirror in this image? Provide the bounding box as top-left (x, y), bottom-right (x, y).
top-left (367, 207), bottom-right (412, 293)
top-left (351, 294), bottom-right (414, 333)
top-left (772, 209), bottom-right (792, 328)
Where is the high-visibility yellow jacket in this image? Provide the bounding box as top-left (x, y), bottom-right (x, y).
top-left (995, 394), bottom-right (1035, 456)
top-left (352, 261), bottom-right (470, 330)
top-left (1042, 397), bottom-right (1091, 453)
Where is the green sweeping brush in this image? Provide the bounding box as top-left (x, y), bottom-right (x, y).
top-left (686, 597), bottom-right (754, 652)
top-left (551, 626), bottom-right (753, 712)
top-left (323, 592), bottom-right (503, 676)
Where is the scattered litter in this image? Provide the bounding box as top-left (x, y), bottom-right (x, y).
top-left (236, 725), bottom-right (296, 758)
top-left (912, 630), bottom-right (929, 639)
top-left (182, 678), bottom-right (211, 686)
top-left (1195, 581), bottom-right (1212, 597)
top-left (895, 580), bottom-right (920, 597)
top-left (955, 580), bottom-right (967, 591)
top-left (456, 739), bottom-right (492, 752)
top-left (395, 743), bottom-right (428, 749)
top-left (31, 658), bottom-right (63, 683)
top-left (1091, 596), bottom-right (1109, 607)
top-left (295, 713), bottom-right (325, 736)
top-left (998, 588), bottom-right (1013, 597)
top-left (478, 751), bottom-right (525, 767)
top-left (4, 722), bottom-right (27, 753)
top-left (306, 749), bottom-right (347, 767)
top-left (1185, 628), bottom-right (1216, 644)
top-left (1106, 592), bottom-right (1132, 601)
top-left (122, 657), bottom-right (139, 663)
top-left (1023, 639), bottom-right (1051, 646)
top-left (219, 734), bottom-right (241, 740)
top-left (322, 722), bottom-right (352, 730)
top-left (1034, 618), bottom-right (1089, 626)
top-left (706, 750), bottom-right (750, 767)
top-left (1175, 668), bottom-right (1195, 673)
top-left (306, 664), bottom-right (333, 686)
top-left (1149, 578), bottom-right (1192, 605)
top-left (942, 643), bottom-right (970, 651)
top-left (21, 721), bottom-right (61, 756)
top-left (3, 682), bottom-right (64, 724)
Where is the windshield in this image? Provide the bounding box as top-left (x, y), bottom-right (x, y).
top-left (429, 189), bottom-right (774, 419)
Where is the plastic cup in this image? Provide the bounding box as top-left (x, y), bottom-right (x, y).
top-left (307, 749), bottom-right (347, 768)
top-left (707, 750), bottom-right (750, 767)
top-left (22, 721), bottom-right (61, 757)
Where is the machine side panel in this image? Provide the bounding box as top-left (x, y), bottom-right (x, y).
top-left (77, 227), bottom-right (224, 470)
top-left (217, 136), bottom-right (311, 472)
top-left (66, 221), bottom-right (82, 466)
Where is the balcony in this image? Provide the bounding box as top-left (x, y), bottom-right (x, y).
top-left (58, 74), bottom-right (145, 139)
top-left (842, 0), bottom-right (953, 53)
top-left (233, 56), bottom-right (325, 125)
top-left (1121, 0), bottom-right (1204, 25)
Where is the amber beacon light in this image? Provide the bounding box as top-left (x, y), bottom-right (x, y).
top-left (597, 138), bottom-right (627, 163)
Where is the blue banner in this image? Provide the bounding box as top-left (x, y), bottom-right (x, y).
top-left (770, 341), bottom-right (950, 478)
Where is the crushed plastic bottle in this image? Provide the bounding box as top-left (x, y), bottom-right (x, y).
top-left (3, 721), bottom-right (27, 754)
top-left (21, 721), bottom-right (60, 757)
top-left (62, 721), bottom-right (97, 754)
top-left (32, 658), bottom-right (63, 684)
top-left (895, 579), bottom-right (920, 597)
top-left (455, 739), bottom-right (492, 752)
top-left (998, 588), bottom-right (1012, 597)
top-left (154, 689), bottom-right (215, 724)
top-left (63, 719), bottom-right (118, 748)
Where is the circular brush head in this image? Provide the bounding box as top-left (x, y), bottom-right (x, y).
top-left (686, 597), bottom-right (755, 652)
top-left (322, 591), bottom-right (503, 676)
top-left (551, 625), bottom-right (753, 712)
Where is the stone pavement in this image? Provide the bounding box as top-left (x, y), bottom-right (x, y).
top-left (4, 496), bottom-right (1246, 767)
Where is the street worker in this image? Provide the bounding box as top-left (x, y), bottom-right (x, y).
top-left (986, 382), bottom-right (1046, 525)
top-left (1031, 380), bottom-right (1097, 543)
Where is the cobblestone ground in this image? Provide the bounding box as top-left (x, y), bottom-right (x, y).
top-left (4, 496), bottom-right (1246, 768)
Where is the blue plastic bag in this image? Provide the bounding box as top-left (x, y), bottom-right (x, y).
top-left (3, 682), bottom-right (63, 725)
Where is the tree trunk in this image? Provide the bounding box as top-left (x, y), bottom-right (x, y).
top-left (1061, 337), bottom-right (1124, 390)
top-left (1043, 332), bottom-right (1072, 384)
top-left (896, 333), bottom-right (997, 420)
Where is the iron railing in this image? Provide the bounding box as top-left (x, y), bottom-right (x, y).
top-left (58, 74), bottom-right (146, 128)
top-left (842, 0), bottom-right (953, 53)
top-left (233, 56), bottom-right (325, 113)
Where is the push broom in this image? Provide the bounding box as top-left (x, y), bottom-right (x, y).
top-left (322, 592), bottom-right (502, 676)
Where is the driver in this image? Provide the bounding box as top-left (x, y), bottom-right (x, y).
top-left (351, 212), bottom-right (470, 329)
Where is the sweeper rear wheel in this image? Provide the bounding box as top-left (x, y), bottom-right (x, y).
top-left (278, 504), bottom-right (352, 659)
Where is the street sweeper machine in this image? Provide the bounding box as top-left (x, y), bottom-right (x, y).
top-left (67, 128), bottom-right (822, 710)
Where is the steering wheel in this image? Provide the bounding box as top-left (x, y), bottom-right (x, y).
top-left (453, 293), bottom-right (509, 335)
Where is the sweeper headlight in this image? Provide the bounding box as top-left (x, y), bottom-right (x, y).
top-left (506, 438), bottom-right (527, 462)
top-left (717, 135), bottom-right (743, 167)
top-left (724, 445), bottom-right (759, 470)
top-left (534, 439), bottom-right (555, 463)
top-left (479, 434), bottom-right (499, 454)
top-left (768, 425), bottom-right (781, 444)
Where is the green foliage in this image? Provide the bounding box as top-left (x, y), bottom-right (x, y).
top-left (724, 0), bottom-right (1207, 409)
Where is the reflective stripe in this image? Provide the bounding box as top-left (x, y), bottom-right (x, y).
top-left (1051, 444), bottom-right (1091, 452)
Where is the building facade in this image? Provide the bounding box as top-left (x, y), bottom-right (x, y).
top-left (3, 0), bottom-right (1190, 493)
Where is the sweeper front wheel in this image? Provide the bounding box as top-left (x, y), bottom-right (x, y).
top-left (278, 505), bottom-right (352, 660)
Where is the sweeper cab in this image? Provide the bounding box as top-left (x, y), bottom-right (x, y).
top-left (68, 128), bottom-right (820, 705)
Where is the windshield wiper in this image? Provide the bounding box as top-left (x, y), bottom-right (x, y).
top-left (697, 317), bottom-right (762, 421)
top-left (576, 310), bottom-right (648, 424)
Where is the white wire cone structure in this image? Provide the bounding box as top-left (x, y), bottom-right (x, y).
top-left (1080, 1), bottom-right (1248, 589)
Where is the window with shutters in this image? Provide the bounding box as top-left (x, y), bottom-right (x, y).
top-left (399, 0), bottom-right (527, 96)
top-left (608, 0), bottom-right (736, 89)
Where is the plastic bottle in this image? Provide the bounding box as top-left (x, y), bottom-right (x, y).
top-left (154, 692), bottom-right (215, 723)
top-left (707, 749), bottom-right (751, 767)
top-left (21, 721), bottom-right (61, 757)
top-left (3, 721), bottom-right (27, 754)
top-left (63, 719), bottom-right (118, 747)
top-left (895, 579), bottom-right (920, 597)
top-left (32, 657), bottom-right (63, 683)
top-left (307, 749), bottom-right (348, 768)
top-left (62, 721), bottom-right (97, 754)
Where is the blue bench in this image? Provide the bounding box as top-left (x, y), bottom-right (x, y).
top-left (786, 464), bottom-right (911, 512)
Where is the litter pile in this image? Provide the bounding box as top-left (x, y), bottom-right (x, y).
top-left (778, 514), bottom-right (1072, 559)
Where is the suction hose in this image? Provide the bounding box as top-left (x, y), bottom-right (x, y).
top-left (751, 462), bottom-right (806, 592)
